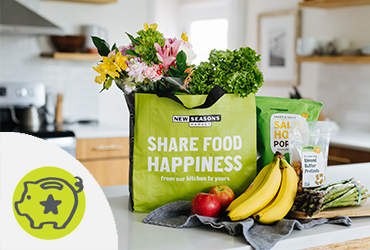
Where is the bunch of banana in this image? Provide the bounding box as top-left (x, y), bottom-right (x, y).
top-left (253, 156), bottom-right (298, 224)
top-left (226, 152), bottom-right (298, 224)
top-left (226, 153), bottom-right (282, 221)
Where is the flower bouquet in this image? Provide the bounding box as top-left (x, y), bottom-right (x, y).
top-left (92, 23), bottom-right (264, 98)
top-left (92, 23), bottom-right (195, 95)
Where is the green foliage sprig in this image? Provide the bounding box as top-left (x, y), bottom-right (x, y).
top-left (189, 47), bottom-right (264, 98)
top-left (127, 28), bottom-right (165, 64)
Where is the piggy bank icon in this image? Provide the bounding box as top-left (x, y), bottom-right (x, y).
top-left (14, 176), bottom-right (83, 229)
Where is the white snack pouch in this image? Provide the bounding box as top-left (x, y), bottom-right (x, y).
top-left (289, 121), bottom-right (338, 192)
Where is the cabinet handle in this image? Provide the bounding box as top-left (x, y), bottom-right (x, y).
top-left (328, 155), bottom-right (352, 164)
top-left (94, 144), bottom-right (123, 151)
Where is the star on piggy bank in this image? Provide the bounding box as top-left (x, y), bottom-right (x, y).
top-left (14, 176), bottom-right (84, 229)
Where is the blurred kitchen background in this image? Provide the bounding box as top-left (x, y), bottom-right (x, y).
top-left (1, 0), bottom-right (369, 175)
top-left (1, 0), bottom-right (369, 130)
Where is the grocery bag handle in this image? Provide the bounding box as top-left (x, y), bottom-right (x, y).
top-left (156, 85), bottom-right (226, 109)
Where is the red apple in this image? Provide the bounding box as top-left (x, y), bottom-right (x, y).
top-left (209, 185), bottom-right (235, 211)
top-left (191, 193), bottom-right (221, 218)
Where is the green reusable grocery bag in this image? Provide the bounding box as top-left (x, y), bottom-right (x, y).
top-left (126, 86), bottom-right (257, 212)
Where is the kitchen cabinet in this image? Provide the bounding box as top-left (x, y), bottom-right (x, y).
top-left (76, 137), bottom-right (129, 187)
top-left (297, 0), bottom-right (370, 64)
top-left (328, 145), bottom-right (370, 165)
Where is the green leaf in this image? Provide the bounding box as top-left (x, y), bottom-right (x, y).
top-left (92, 36), bottom-right (111, 57)
top-left (168, 66), bottom-right (181, 77)
top-left (111, 43), bottom-right (117, 51)
top-left (125, 32), bottom-right (141, 46)
top-left (176, 50), bottom-right (187, 69)
top-left (177, 50), bottom-right (186, 62)
top-left (103, 78), bottom-right (113, 91)
top-left (125, 49), bottom-right (140, 57)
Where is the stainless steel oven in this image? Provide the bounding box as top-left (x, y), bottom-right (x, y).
top-left (0, 82), bottom-right (76, 157)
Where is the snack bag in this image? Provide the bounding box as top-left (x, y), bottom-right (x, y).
top-left (256, 96), bottom-right (322, 171)
top-left (289, 121), bottom-right (339, 193)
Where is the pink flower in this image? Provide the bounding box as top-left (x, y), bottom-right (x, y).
top-left (126, 58), bottom-right (147, 82)
top-left (119, 45), bottom-right (135, 56)
top-left (107, 45), bottom-right (135, 58)
top-left (143, 65), bottom-right (162, 82)
top-left (154, 38), bottom-right (182, 70)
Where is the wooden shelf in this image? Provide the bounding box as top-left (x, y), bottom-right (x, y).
top-left (296, 55), bottom-right (370, 63)
top-left (41, 52), bottom-right (101, 61)
top-left (299, 0), bottom-right (370, 8)
top-left (42, 0), bottom-right (117, 4)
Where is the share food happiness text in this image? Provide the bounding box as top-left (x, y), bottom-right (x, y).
top-left (146, 135), bottom-right (243, 173)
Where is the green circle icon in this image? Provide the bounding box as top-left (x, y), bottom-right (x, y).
top-left (13, 167), bottom-right (85, 240)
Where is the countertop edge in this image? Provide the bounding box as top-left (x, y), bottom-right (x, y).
top-left (330, 141), bottom-right (370, 152)
top-left (65, 123), bottom-right (370, 153)
top-left (65, 123), bottom-right (129, 139)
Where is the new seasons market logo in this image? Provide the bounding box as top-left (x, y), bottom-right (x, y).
top-left (172, 115), bottom-right (221, 127)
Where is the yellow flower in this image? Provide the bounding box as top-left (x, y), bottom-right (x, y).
top-left (93, 65), bottom-right (107, 84)
top-left (114, 51), bottom-right (128, 71)
top-left (101, 56), bottom-right (120, 78)
top-left (93, 52), bottom-right (128, 85)
top-left (93, 65), bottom-right (104, 75)
top-left (144, 23), bottom-right (158, 31)
top-left (150, 23), bottom-right (158, 30)
top-left (95, 74), bottom-right (106, 84)
top-left (181, 33), bottom-right (188, 42)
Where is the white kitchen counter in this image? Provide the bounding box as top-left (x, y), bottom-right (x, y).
top-left (65, 123), bottom-right (129, 139)
top-left (102, 162), bottom-right (370, 250)
top-left (64, 123), bottom-right (370, 154)
top-left (62, 121), bottom-right (370, 154)
top-left (331, 128), bottom-right (370, 152)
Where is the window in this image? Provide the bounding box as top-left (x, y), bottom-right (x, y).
top-left (189, 19), bottom-right (228, 65)
top-left (154, 0), bottom-right (245, 65)
top-left (179, 0), bottom-right (232, 65)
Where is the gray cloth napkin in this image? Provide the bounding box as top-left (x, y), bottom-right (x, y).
top-left (142, 201), bottom-right (352, 250)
